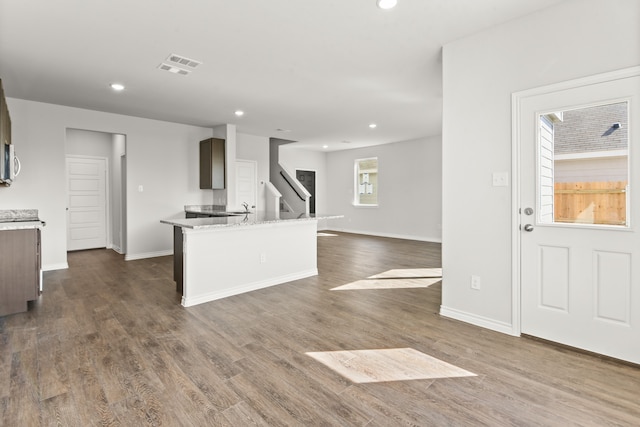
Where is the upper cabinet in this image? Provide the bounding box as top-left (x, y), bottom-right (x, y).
top-left (0, 78), bottom-right (14, 186)
top-left (199, 137), bottom-right (226, 189)
top-left (0, 79), bottom-right (10, 148)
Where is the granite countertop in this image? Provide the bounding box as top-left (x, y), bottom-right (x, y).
top-left (0, 209), bottom-right (44, 230)
top-left (162, 211), bottom-right (343, 230)
top-left (0, 221), bottom-right (45, 231)
top-left (0, 209), bottom-right (39, 221)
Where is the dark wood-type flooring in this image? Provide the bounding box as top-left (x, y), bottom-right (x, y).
top-left (1, 232), bottom-right (639, 425)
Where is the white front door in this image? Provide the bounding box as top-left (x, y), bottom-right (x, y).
top-left (236, 160), bottom-right (257, 211)
top-left (518, 70), bottom-right (640, 364)
top-left (66, 156), bottom-right (107, 251)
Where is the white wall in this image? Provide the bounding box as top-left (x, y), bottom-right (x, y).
top-left (441, 0), bottom-right (640, 330)
top-left (3, 98), bottom-right (212, 269)
top-left (66, 128), bottom-right (113, 157)
top-left (325, 136), bottom-right (442, 242)
top-left (111, 134), bottom-right (126, 253)
top-left (236, 133), bottom-right (270, 212)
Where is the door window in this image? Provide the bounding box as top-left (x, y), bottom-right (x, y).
top-left (537, 101), bottom-right (629, 227)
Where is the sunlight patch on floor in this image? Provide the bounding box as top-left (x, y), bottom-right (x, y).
top-left (306, 348), bottom-right (476, 383)
top-left (369, 267), bottom-right (442, 279)
top-left (331, 277), bottom-right (441, 291)
top-left (331, 267), bottom-right (442, 291)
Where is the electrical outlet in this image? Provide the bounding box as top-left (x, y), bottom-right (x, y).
top-left (492, 172), bottom-right (509, 187)
top-left (471, 275), bottom-right (481, 290)
top-left (260, 253), bottom-right (266, 264)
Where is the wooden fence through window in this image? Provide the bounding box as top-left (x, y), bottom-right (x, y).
top-left (554, 181), bottom-right (627, 225)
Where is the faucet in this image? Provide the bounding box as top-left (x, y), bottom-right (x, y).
top-left (242, 202), bottom-right (249, 212)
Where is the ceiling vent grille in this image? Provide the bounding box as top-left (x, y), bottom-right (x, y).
top-left (167, 54), bottom-right (202, 69)
top-left (157, 63), bottom-right (191, 76)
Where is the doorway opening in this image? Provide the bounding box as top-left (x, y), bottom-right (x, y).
top-left (296, 169), bottom-right (316, 214)
top-left (65, 129), bottom-right (127, 254)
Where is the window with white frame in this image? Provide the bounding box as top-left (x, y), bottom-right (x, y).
top-left (354, 157), bottom-right (378, 206)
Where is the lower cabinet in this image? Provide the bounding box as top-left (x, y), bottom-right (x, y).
top-left (173, 226), bottom-right (183, 295)
top-left (185, 212), bottom-right (214, 218)
top-left (0, 228), bottom-right (40, 316)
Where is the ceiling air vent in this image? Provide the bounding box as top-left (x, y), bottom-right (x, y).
top-left (167, 54), bottom-right (202, 69)
top-left (157, 63), bottom-right (191, 76)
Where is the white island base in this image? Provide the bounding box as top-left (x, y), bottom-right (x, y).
top-left (175, 219), bottom-right (318, 307)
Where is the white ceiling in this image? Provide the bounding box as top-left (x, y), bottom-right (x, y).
top-left (0, 0), bottom-right (566, 151)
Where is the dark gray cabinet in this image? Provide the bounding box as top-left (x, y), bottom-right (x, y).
top-left (199, 138), bottom-right (225, 189)
top-left (185, 212), bottom-right (212, 218)
top-left (1, 79), bottom-right (12, 186)
top-left (0, 228), bottom-right (40, 316)
top-left (173, 226), bottom-right (183, 294)
top-left (0, 79), bottom-right (10, 148)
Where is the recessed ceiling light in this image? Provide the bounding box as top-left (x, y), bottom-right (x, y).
top-left (322, 145), bottom-right (329, 149)
top-left (110, 83), bottom-right (125, 91)
top-left (377, 0), bottom-right (397, 10)
top-left (235, 110), bottom-right (244, 117)
top-left (369, 123), bottom-right (377, 129)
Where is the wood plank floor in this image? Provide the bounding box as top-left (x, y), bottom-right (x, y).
top-left (1, 231), bottom-right (639, 426)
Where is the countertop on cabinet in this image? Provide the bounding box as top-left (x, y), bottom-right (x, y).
top-left (0, 221), bottom-right (45, 231)
top-left (161, 212), bottom-right (343, 230)
top-left (0, 209), bottom-right (44, 231)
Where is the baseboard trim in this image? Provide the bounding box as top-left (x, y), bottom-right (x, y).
top-left (125, 250), bottom-right (173, 261)
top-left (331, 227), bottom-right (442, 243)
top-left (42, 263), bottom-right (69, 272)
top-left (439, 305), bottom-right (517, 336)
top-left (182, 269), bottom-right (318, 307)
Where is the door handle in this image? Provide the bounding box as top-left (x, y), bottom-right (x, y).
top-left (523, 224), bottom-right (534, 232)
top-left (14, 156), bottom-right (21, 177)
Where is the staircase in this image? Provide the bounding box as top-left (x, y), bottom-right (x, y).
top-left (268, 138), bottom-right (311, 216)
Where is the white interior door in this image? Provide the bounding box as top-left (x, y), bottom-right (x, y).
top-left (66, 156), bottom-right (107, 251)
top-left (236, 160), bottom-right (257, 210)
top-left (518, 71), bottom-right (640, 364)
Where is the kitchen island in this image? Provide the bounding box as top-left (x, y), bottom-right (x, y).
top-left (161, 211), bottom-right (341, 307)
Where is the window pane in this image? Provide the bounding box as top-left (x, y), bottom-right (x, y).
top-left (538, 101), bottom-right (629, 227)
top-left (355, 158), bottom-right (378, 205)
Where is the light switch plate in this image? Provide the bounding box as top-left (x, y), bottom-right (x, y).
top-left (492, 172), bottom-right (509, 187)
